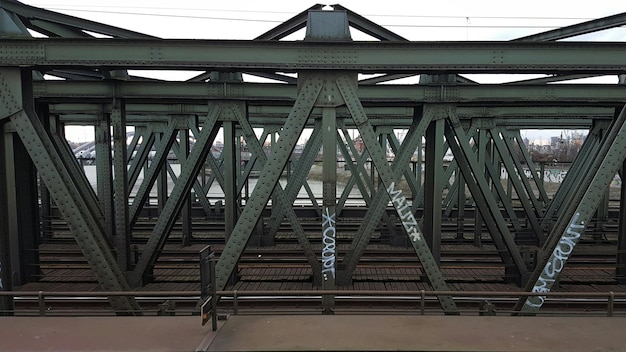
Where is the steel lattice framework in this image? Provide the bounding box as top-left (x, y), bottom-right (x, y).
top-left (1, 0), bottom-right (626, 315)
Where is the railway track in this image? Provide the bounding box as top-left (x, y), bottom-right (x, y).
top-left (13, 210), bottom-right (623, 312)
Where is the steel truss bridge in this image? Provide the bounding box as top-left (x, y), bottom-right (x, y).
top-left (1, 0), bottom-right (626, 316)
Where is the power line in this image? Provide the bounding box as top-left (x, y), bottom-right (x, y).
top-left (42, 7), bottom-right (611, 30)
top-left (36, 3), bottom-right (598, 22)
top-left (45, 8), bottom-right (284, 23)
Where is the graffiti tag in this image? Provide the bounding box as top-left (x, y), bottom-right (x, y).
top-left (321, 208), bottom-right (336, 281)
top-left (525, 212), bottom-right (585, 308)
top-left (387, 182), bottom-right (422, 242)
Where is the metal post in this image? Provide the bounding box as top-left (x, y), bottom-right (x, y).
top-left (321, 106), bottom-right (337, 315)
top-left (200, 245), bottom-right (217, 330)
top-left (608, 292), bottom-right (614, 317)
top-left (181, 128), bottom-right (192, 247)
top-left (424, 118), bottom-right (444, 263)
top-left (617, 160), bottom-right (626, 284)
top-left (38, 291), bottom-right (45, 317)
top-left (0, 124), bottom-right (14, 315)
top-left (112, 101), bottom-right (131, 272)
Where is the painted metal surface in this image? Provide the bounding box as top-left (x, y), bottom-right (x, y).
top-left (0, 2), bottom-right (625, 316)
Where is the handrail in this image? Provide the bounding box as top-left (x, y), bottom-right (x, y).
top-left (2, 289), bottom-right (625, 317)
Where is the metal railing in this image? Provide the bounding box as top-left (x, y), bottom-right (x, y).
top-left (1, 289), bottom-right (625, 318)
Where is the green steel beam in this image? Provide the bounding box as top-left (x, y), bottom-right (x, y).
top-left (33, 81), bottom-right (626, 107)
top-left (215, 76), bottom-right (323, 290)
top-left (515, 12), bottom-right (626, 42)
top-left (340, 109), bottom-right (430, 280)
top-left (223, 120), bottom-right (237, 245)
top-left (190, 123), bottom-right (227, 203)
top-left (337, 76), bottom-right (458, 313)
top-left (0, 120), bottom-right (14, 314)
top-left (332, 4), bottom-right (408, 41)
top-left (233, 104), bottom-right (322, 277)
top-left (49, 105), bottom-right (613, 130)
top-left (169, 140), bottom-right (213, 216)
top-left (500, 130), bottom-right (544, 212)
top-left (511, 130), bottom-right (550, 206)
top-left (3, 130), bottom-right (39, 287)
top-left (3, 39), bottom-right (626, 74)
top-left (264, 121), bottom-right (323, 237)
top-left (48, 115), bottom-right (105, 226)
top-left (423, 118), bottom-right (444, 263)
top-left (321, 106), bottom-right (337, 313)
top-left (125, 127), bottom-right (141, 163)
top-left (254, 4), bottom-right (324, 40)
top-left (618, 161), bottom-right (626, 284)
top-left (1, 0), bottom-right (156, 38)
top-left (480, 136), bottom-right (526, 235)
top-left (130, 112), bottom-right (220, 286)
top-left (516, 104), bottom-right (626, 313)
top-left (540, 122), bottom-right (607, 227)
top-left (28, 19), bottom-right (91, 38)
top-left (387, 132), bottom-right (420, 197)
top-left (336, 126), bottom-right (376, 214)
top-left (11, 109), bottom-right (140, 312)
top-left (95, 113), bottom-right (114, 240)
top-left (112, 102), bottom-right (131, 271)
top-left (444, 108), bottom-right (529, 282)
top-left (128, 119), bottom-right (178, 226)
top-left (127, 126), bottom-right (155, 190)
top-left (490, 129), bottom-right (543, 240)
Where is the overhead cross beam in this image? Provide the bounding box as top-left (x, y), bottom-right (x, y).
top-left (3, 39), bottom-right (626, 74)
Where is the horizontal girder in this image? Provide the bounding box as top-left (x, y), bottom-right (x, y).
top-left (32, 81), bottom-right (626, 106)
top-left (2, 39), bottom-right (626, 74)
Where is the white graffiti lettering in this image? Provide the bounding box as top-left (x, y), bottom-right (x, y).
top-left (387, 182), bottom-right (422, 242)
top-left (525, 212), bottom-right (585, 308)
top-left (321, 208), bottom-right (336, 281)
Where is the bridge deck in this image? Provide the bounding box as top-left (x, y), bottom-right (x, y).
top-left (1, 315), bottom-right (624, 351)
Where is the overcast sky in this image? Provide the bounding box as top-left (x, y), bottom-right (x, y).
top-left (19, 1), bottom-right (626, 142)
top-left (22, 0), bottom-right (626, 41)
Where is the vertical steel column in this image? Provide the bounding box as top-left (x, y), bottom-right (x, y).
top-left (617, 160), bottom-right (626, 284)
top-left (223, 121), bottom-right (237, 243)
top-left (112, 101), bottom-right (130, 272)
top-left (322, 107), bottom-right (337, 314)
top-left (423, 118), bottom-right (444, 263)
top-left (157, 140), bottom-right (168, 214)
top-left (95, 112), bottom-right (114, 241)
top-left (457, 170), bottom-right (466, 240)
top-left (4, 131), bottom-right (40, 286)
top-left (181, 128), bottom-right (192, 247)
top-left (0, 122), bottom-right (13, 314)
top-left (222, 120), bottom-right (237, 285)
top-left (38, 106), bottom-right (52, 240)
top-left (474, 128), bottom-right (487, 246)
